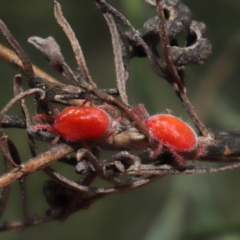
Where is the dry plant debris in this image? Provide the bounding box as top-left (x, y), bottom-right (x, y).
top-left (0, 0), bottom-right (238, 231)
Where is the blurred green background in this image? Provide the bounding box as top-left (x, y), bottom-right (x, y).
top-left (1, 0), bottom-right (240, 239)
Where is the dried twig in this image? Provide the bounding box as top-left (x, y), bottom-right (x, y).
top-left (155, 0), bottom-right (210, 137)
top-left (0, 88), bottom-right (45, 167)
top-left (0, 0), bottom-right (238, 231)
top-left (0, 143), bottom-right (75, 189)
top-left (54, 1), bottom-right (95, 86)
top-left (0, 43), bottom-right (60, 87)
top-left (0, 20), bottom-right (35, 87)
top-left (0, 153), bottom-right (11, 219)
top-left (0, 215), bottom-right (52, 232)
top-left (100, 8), bottom-right (130, 105)
top-left (53, 1), bottom-right (149, 138)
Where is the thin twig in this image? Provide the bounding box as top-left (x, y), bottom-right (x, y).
top-left (0, 88), bottom-right (45, 126)
top-left (53, 1), bottom-right (150, 137)
top-left (54, 1), bottom-right (95, 86)
top-left (0, 43), bottom-right (60, 87)
top-left (156, 0), bottom-right (209, 137)
top-left (0, 154), bottom-right (11, 219)
top-left (126, 162), bottom-right (240, 175)
top-left (95, 0), bottom-right (166, 78)
top-left (0, 215), bottom-right (53, 232)
top-left (45, 169), bottom-right (156, 194)
top-left (156, 0), bottom-right (184, 93)
top-left (59, 171), bottom-right (97, 221)
top-left (0, 20), bottom-right (35, 87)
top-left (77, 149), bottom-right (124, 185)
top-left (102, 11), bottom-right (129, 105)
top-left (13, 74), bottom-right (31, 128)
top-left (0, 143), bottom-right (75, 189)
top-left (7, 137), bottom-right (30, 221)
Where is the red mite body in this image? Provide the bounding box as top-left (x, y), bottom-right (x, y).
top-left (146, 114), bottom-right (197, 152)
top-left (33, 106), bottom-right (112, 142)
top-left (132, 104), bottom-right (198, 163)
top-left (54, 106), bottom-right (111, 141)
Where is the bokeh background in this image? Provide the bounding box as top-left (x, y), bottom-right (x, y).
top-left (1, 0), bottom-right (240, 239)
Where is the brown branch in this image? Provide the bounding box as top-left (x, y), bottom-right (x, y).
top-left (0, 0), bottom-right (238, 231)
top-left (0, 143), bottom-right (75, 189)
top-left (0, 154), bottom-right (11, 219)
top-left (0, 20), bottom-right (35, 85)
top-left (0, 88), bottom-right (45, 183)
top-left (52, 1), bottom-right (150, 138)
top-left (59, 171), bottom-right (97, 221)
top-left (126, 162), bottom-right (240, 175)
top-left (54, 1), bottom-right (95, 86)
top-left (0, 88), bottom-right (45, 126)
top-left (0, 43), bottom-right (60, 88)
top-left (101, 10), bottom-right (129, 105)
top-left (156, 0), bottom-right (210, 137)
top-left (0, 215), bottom-right (52, 232)
top-left (45, 168), bottom-right (157, 194)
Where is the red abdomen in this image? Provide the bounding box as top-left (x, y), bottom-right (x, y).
top-left (146, 114), bottom-right (197, 152)
top-left (54, 106), bottom-right (110, 141)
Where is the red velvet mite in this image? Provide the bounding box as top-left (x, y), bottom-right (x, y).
top-left (32, 105), bottom-right (115, 143)
top-left (146, 114), bottom-right (197, 152)
top-left (132, 104), bottom-right (198, 163)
